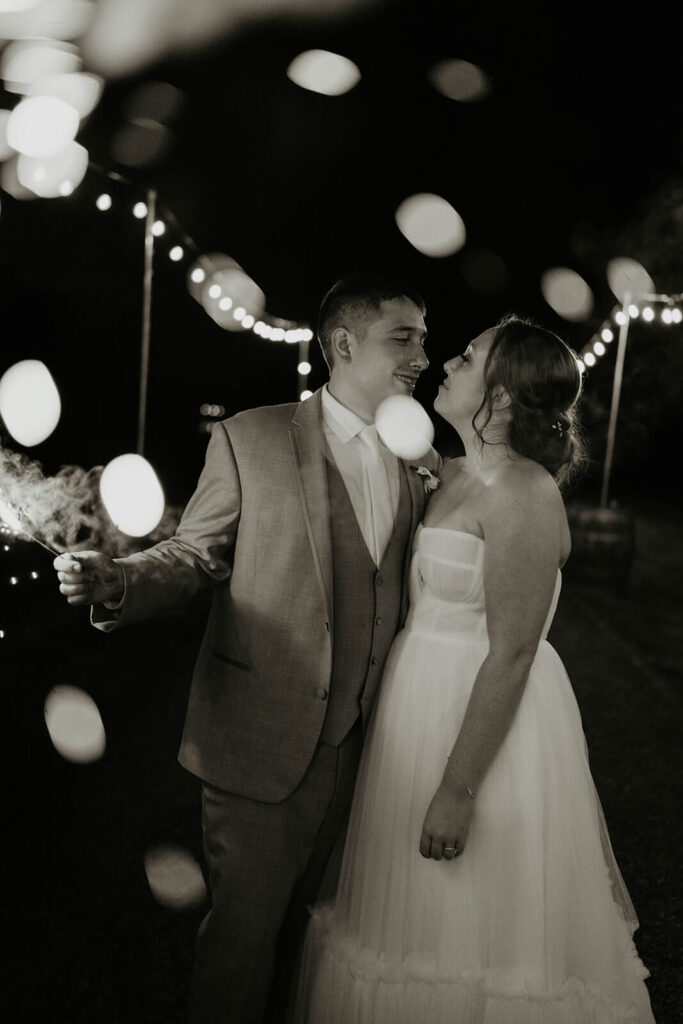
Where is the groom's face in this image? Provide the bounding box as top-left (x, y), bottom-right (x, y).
top-left (347, 297), bottom-right (429, 414)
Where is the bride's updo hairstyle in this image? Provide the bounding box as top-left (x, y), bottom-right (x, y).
top-left (474, 313), bottom-right (585, 488)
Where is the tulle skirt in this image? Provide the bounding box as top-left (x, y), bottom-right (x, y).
top-left (292, 627), bottom-right (655, 1023)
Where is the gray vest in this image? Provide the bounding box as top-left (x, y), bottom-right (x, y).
top-left (320, 452), bottom-right (413, 746)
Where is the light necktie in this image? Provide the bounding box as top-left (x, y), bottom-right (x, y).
top-left (359, 424), bottom-right (395, 566)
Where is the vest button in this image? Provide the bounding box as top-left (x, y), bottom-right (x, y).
top-left (370, 656), bottom-right (378, 666)
top-left (376, 574), bottom-right (384, 586)
top-left (315, 687), bottom-right (328, 701)
top-left (375, 616), bottom-right (384, 626)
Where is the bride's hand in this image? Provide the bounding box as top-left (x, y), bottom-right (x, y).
top-left (419, 782), bottom-right (474, 861)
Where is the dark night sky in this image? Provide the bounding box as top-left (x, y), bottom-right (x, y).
top-left (2, 0), bottom-right (683, 503)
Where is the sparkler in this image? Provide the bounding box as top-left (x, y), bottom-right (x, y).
top-left (0, 493), bottom-right (59, 557)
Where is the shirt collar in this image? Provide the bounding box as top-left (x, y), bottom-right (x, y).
top-left (321, 384), bottom-right (368, 443)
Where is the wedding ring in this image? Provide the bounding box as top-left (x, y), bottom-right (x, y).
top-left (443, 845), bottom-right (457, 854)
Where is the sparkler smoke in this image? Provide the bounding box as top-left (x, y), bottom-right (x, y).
top-left (0, 444), bottom-right (181, 558)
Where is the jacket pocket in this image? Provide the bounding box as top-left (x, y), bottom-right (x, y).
top-left (209, 647), bottom-right (251, 672)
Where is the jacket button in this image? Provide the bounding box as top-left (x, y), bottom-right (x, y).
top-left (376, 574), bottom-right (384, 586)
top-left (315, 687), bottom-right (328, 701)
top-left (370, 656), bottom-right (378, 666)
top-left (375, 616), bottom-right (384, 626)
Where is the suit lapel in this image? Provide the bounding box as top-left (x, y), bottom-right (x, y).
top-left (290, 390), bottom-right (334, 630)
top-left (399, 460), bottom-right (425, 623)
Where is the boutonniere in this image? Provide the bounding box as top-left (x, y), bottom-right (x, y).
top-left (410, 465), bottom-right (440, 494)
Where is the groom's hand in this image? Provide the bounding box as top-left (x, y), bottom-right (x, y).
top-left (419, 782), bottom-right (474, 861)
top-left (53, 551), bottom-right (125, 606)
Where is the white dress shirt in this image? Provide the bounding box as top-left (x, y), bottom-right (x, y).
top-left (321, 385), bottom-right (400, 565)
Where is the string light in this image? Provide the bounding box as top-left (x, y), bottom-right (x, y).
top-left (169, 245), bottom-right (183, 261)
top-left (577, 291), bottom-right (683, 372)
top-left (208, 283), bottom-right (221, 299)
top-left (132, 201), bottom-right (147, 218)
top-left (218, 296), bottom-right (233, 311)
top-left (191, 267), bottom-right (205, 284)
top-left (151, 219), bottom-right (165, 236)
top-left (96, 193), bottom-right (112, 211)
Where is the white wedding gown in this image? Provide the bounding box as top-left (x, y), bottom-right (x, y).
top-left (293, 525), bottom-right (655, 1023)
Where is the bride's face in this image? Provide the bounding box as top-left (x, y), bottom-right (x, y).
top-left (434, 328), bottom-right (496, 425)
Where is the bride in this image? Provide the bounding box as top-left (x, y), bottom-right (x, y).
top-left (293, 314), bottom-right (655, 1023)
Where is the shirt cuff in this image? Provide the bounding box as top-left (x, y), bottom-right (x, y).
top-left (102, 564), bottom-right (126, 610)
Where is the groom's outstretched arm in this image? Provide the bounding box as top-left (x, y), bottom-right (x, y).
top-left (54, 421), bottom-right (242, 630)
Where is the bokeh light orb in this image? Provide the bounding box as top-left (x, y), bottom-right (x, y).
top-left (0, 39), bottom-right (80, 93)
top-left (0, 359), bottom-right (61, 445)
top-left (144, 844), bottom-right (207, 910)
top-left (460, 248), bottom-right (508, 294)
top-left (0, 153), bottom-right (36, 199)
top-left (540, 267), bottom-right (594, 322)
top-left (44, 685), bottom-right (106, 764)
top-left (286, 49), bottom-right (361, 96)
top-left (0, 109), bottom-right (15, 160)
top-left (395, 193), bottom-right (466, 258)
top-left (110, 119), bottom-right (172, 168)
top-left (17, 139), bottom-right (88, 197)
top-left (28, 71), bottom-right (103, 119)
top-left (606, 257), bottom-right (655, 303)
top-left (375, 395), bottom-right (434, 460)
top-left (7, 94), bottom-right (79, 157)
top-left (193, 253), bottom-right (266, 329)
top-left (428, 59), bottom-right (491, 102)
top-left (99, 454), bottom-right (165, 537)
top-left (0, 0), bottom-right (95, 41)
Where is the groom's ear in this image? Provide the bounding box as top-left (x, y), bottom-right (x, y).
top-left (330, 326), bottom-right (353, 363)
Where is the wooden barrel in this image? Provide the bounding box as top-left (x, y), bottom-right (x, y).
top-left (565, 504), bottom-right (636, 586)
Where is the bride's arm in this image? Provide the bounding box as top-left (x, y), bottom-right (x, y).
top-left (419, 468), bottom-right (565, 861)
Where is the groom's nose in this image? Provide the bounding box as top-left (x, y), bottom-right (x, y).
top-left (410, 345), bottom-right (429, 371)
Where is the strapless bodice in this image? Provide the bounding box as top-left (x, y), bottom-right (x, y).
top-left (404, 525), bottom-right (561, 643)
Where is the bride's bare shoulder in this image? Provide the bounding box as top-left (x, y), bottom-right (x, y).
top-left (485, 458), bottom-right (566, 520)
top-left (441, 455), bottom-right (468, 481)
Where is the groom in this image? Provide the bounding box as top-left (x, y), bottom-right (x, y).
top-left (53, 272), bottom-right (438, 1023)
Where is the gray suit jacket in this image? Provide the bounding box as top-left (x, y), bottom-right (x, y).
top-left (94, 388), bottom-right (440, 801)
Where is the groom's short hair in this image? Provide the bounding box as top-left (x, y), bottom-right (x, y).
top-left (317, 272), bottom-right (426, 370)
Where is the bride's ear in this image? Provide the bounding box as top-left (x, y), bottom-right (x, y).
top-left (490, 387), bottom-right (511, 412)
